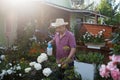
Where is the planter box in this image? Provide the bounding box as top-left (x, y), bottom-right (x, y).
top-left (74, 60), bottom-right (96, 80)
top-left (85, 43), bottom-right (105, 49)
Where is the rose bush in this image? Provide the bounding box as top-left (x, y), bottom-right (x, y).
top-left (99, 55), bottom-right (120, 80)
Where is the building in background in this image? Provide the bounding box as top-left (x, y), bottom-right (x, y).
top-left (0, 0), bottom-right (107, 46)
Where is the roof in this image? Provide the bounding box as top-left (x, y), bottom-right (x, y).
top-left (41, 1), bottom-right (107, 18)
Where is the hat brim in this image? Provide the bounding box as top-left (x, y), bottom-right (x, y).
top-left (51, 22), bottom-right (68, 28)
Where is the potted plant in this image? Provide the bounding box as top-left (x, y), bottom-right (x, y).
top-left (74, 51), bottom-right (104, 80)
top-left (80, 29), bottom-right (106, 49)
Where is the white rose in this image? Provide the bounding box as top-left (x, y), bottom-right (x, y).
top-left (29, 62), bottom-right (36, 66)
top-left (9, 63), bottom-right (12, 66)
top-left (0, 70), bottom-right (7, 80)
top-left (34, 63), bottom-right (42, 70)
top-left (58, 64), bottom-right (61, 67)
top-left (37, 53), bottom-right (48, 63)
top-left (16, 66), bottom-right (21, 70)
top-left (0, 55), bottom-right (5, 60)
top-left (42, 68), bottom-right (52, 77)
top-left (25, 67), bottom-right (31, 73)
top-left (19, 73), bottom-right (22, 76)
top-left (1, 70), bottom-right (7, 75)
top-left (7, 69), bottom-right (13, 74)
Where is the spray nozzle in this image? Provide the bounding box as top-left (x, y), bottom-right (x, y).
top-left (48, 43), bottom-right (52, 48)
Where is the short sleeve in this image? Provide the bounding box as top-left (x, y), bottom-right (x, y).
top-left (53, 34), bottom-right (57, 43)
top-left (69, 34), bottom-right (76, 48)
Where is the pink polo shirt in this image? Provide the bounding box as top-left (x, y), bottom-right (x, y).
top-left (53, 30), bottom-right (76, 61)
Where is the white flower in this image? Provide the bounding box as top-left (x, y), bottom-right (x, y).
top-left (0, 70), bottom-right (7, 80)
top-left (13, 65), bottom-right (16, 70)
top-left (0, 55), bottom-right (5, 60)
top-left (37, 53), bottom-right (48, 63)
top-left (29, 62), bottom-right (36, 66)
top-left (7, 69), bottom-right (13, 74)
top-left (9, 63), bottom-right (12, 66)
top-left (83, 35), bottom-right (85, 39)
top-left (102, 29), bottom-right (105, 32)
top-left (34, 63), bottom-right (42, 70)
top-left (58, 64), bottom-right (61, 67)
top-left (1, 70), bottom-right (7, 75)
top-left (16, 65), bottom-right (21, 70)
top-left (29, 35), bottom-right (37, 41)
top-left (0, 70), bottom-right (7, 79)
top-left (42, 68), bottom-right (52, 77)
top-left (12, 46), bottom-right (18, 50)
top-left (19, 73), bottom-right (22, 76)
top-left (86, 32), bottom-right (89, 34)
top-left (25, 67), bottom-right (32, 73)
top-left (10, 67), bottom-right (13, 70)
top-left (99, 31), bottom-right (103, 34)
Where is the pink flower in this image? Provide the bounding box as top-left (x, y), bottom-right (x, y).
top-left (100, 55), bottom-right (120, 80)
top-left (107, 61), bottom-right (117, 71)
top-left (99, 64), bottom-right (110, 78)
top-left (111, 69), bottom-right (120, 80)
top-left (109, 55), bottom-right (120, 63)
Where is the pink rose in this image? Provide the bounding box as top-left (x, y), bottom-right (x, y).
top-left (107, 61), bottom-right (117, 71)
top-left (99, 64), bottom-right (110, 78)
top-left (109, 55), bottom-right (120, 63)
top-left (111, 69), bottom-right (120, 80)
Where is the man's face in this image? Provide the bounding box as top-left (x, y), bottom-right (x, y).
top-left (55, 25), bottom-right (65, 33)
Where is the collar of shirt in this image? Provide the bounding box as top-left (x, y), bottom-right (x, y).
top-left (56, 30), bottom-right (68, 37)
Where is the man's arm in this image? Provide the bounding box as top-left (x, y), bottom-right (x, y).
top-left (48, 40), bottom-right (54, 44)
top-left (61, 48), bottom-right (76, 68)
top-left (67, 48), bottom-right (76, 60)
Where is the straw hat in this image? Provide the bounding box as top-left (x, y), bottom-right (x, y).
top-left (51, 18), bottom-right (68, 28)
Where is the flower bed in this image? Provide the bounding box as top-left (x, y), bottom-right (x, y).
top-left (0, 42), bottom-right (81, 80)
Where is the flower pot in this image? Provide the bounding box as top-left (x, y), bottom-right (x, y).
top-left (74, 60), bottom-right (96, 80)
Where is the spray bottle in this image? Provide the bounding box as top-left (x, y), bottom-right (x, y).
top-left (47, 43), bottom-right (53, 56)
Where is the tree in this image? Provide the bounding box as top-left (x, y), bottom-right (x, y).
top-left (97, 0), bottom-right (120, 26)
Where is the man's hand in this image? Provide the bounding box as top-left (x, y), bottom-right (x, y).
top-left (61, 58), bottom-right (71, 68)
top-left (48, 40), bottom-right (53, 45)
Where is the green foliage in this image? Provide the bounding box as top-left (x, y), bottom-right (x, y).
top-left (72, 24), bottom-right (80, 42)
top-left (112, 33), bottom-right (120, 44)
top-left (97, 0), bottom-right (120, 25)
top-left (112, 44), bottom-right (120, 55)
top-left (0, 46), bottom-right (81, 80)
top-left (111, 28), bottom-right (120, 55)
top-left (76, 51), bottom-right (104, 64)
